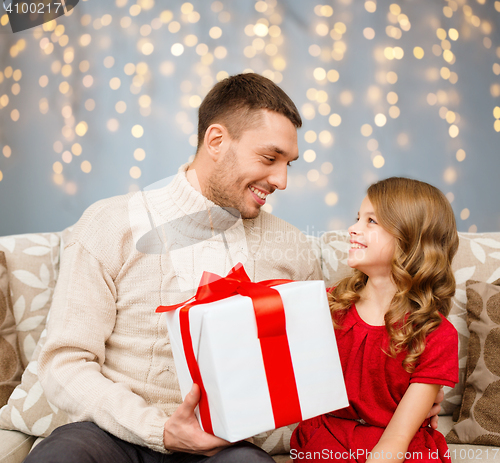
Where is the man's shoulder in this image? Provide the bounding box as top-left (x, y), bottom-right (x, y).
top-left (69, 192), bottom-right (136, 248)
top-left (82, 192), bottom-right (135, 222)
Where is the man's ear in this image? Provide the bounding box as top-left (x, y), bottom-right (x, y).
top-left (204, 124), bottom-right (228, 161)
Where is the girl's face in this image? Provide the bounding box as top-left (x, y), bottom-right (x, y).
top-left (347, 196), bottom-right (396, 278)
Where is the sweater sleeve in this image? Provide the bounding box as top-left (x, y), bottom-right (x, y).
top-left (38, 215), bottom-right (169, 453)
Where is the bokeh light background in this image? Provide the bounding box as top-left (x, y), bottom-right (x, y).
top-left (0, 0), bottom-right (499, 236)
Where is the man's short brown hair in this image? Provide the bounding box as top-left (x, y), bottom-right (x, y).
top-left (196, 73), bottom-right (302, 151)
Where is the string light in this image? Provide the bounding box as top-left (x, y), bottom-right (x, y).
top-left (134, 148), bottom-right (146, 161)
top-left (361, 124), bottom-right (373, 137)
top-left (130, 166), bottom-right (141, 179)
top-left (304, 130), bottom-right (317, 143)
top-left (81, 161), bottom-right (92, 173)
top-left (325, 192), bottom-right (339, 206)
top-left (373, 155), bottom-right (385, 168)
top-left (131, 125), bottom-right (144, 138)
top-left (304, 150), bottom-right (316, 163)
top-left (321, 162), bottom-right (333, 174)
top-left (3, 146), bottom-right (12, 158)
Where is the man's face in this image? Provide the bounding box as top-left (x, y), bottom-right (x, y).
top-left (206, 110), bottom-right (299, 219)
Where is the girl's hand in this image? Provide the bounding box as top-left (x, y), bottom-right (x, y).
top-left (427, 386), bottom-right (444, 430)
top-left (367, 383), bottom-right (442, 463)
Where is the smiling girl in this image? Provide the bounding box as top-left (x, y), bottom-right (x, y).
top-left (290, 177), bottom-right (459, 463)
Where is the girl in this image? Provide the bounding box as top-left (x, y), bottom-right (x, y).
top-left (291, 177), bottom-right (459, 463)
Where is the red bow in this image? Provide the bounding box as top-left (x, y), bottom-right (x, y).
top-left (157, 263), bottom-right (303, 435)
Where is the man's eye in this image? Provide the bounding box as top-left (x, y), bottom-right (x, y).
top-left (264, 156), bottom-right (275, 162)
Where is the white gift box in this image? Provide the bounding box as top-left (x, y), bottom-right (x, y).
top-left (164, 279), bottom-right (348, 443)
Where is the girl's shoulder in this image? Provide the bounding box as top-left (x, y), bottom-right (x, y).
top-left (426, 313), bottom-right (458, 344)
top-left (411, 313), bottom-right (459, 386)
top-left (436, 313), bottom-right (457, 333)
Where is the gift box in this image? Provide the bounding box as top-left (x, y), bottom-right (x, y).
top-left (157, 264), bottom-right (348, 443)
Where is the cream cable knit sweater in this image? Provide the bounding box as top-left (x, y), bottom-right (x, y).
top-left (38, 164), bottom-right (322, 454)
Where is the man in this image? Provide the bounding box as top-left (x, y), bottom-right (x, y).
top-left (26, 73), bottom-right (442, 463)
top-left (26, 73), bottom-right (321, 463)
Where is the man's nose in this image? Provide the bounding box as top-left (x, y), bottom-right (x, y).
top-left (269, 163), bottom-right (288, 190)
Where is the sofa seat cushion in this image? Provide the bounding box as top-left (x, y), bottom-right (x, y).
top-left (0, 429), bottom-right (35, 463)
top-left (443, 415), bottom-right (500, 463)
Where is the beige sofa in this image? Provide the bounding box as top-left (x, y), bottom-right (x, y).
top-left (0, 228), bottom-right (499, 463)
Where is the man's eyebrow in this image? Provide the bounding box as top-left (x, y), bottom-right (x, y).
top-left (263, 144), bottom-right (299, 161)
top-left (264, 144), bottom-right (285, 155)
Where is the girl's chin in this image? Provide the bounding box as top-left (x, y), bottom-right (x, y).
top-left (347, 261), bottom-right (368, 275)
top-left (347, 258), bottom-right (359, 269)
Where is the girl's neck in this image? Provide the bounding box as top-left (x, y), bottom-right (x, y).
top-left (356, 276), bottom-right (397, 326)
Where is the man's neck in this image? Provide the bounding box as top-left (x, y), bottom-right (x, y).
top-left (186, 155), bottom-right (210, 196)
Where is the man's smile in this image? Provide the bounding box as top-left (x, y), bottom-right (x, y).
top-left (249, 185), bottom-right (270, 204)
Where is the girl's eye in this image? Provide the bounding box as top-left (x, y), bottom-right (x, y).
top-left (368, 218), bottom-right (377, 224)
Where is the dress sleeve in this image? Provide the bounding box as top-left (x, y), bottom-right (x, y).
top-left (410, 317), bottom-right (459, 388)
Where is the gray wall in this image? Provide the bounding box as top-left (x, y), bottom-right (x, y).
top-left (0, 0), bottom-right (499, 236)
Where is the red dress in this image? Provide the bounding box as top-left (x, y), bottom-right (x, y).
top-left (291, 305), bottom-right (458, 462)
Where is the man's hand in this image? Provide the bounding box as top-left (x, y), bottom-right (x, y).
top-left (163, 383), bottom-right (231, 455)
top-left (426, 385), bottom-right (444, 430)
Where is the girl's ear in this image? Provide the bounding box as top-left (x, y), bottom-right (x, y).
top-left (204, 124), bottom-right (228, 161)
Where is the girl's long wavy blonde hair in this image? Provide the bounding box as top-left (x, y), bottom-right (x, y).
top-left (329, 177), bottom-right (459, 372)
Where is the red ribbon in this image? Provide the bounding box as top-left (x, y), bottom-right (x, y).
top-left (157, 263), bottom-right (303, 435)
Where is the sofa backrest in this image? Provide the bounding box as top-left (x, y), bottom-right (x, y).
top-left (1, 229), bottom-right (500, 417)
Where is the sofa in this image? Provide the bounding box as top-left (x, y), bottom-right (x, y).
top-left (0, 227), bottom-right (499, 463)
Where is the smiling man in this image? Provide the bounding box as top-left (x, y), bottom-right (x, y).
top-left (189, 75), bottom-right (300, 220)
top-left (192, 109), bottom-right (298, 219)
top-left (27, 73), bottom-right (323, 463)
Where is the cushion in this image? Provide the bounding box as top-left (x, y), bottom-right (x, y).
top-left (251, 424), bottom-right (297, 456)
top-left (0, 232), bottom-right (70, 437)
top-left (445, 233), bottom-right (500, 415)
top-left (0, 252), bottom-right (23, 407)
top-left (446, 278), bottom-right (500, 445)
top-left (0, 323), bottom-right (70, 436)
top-left (0, 429), bottom-right (36, 463)
top-left (0, 233), bottom-right (61, 368)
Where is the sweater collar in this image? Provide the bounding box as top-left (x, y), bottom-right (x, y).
top-left (142, 163), bottom-right (245, 239)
